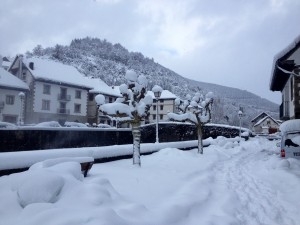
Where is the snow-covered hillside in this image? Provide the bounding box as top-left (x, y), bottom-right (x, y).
top-left (0, 137), bottom-right (299, 225)
top-left (26, 37), bottom-right (279, 127)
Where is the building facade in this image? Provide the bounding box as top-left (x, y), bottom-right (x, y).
top-left (270, 35), bottom-right (300, 121)
top-left (8, 56), bottom-right (92, 124)
top-left (148, 90), bottom-right (177, 123)
top-left (251, 112), bottom-right (280, 134)
top-left (0, 67), bottom-right (29, 124)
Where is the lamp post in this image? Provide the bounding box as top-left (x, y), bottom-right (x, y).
top-left (238, 110), bottom-right (243, 138)
top-left (18, 92), bottom-right (25, 126)
top-left (152, 85), bottom-right (162, 143)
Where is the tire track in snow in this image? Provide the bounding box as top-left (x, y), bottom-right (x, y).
top-left (215, 141), bottom-right (295, 225)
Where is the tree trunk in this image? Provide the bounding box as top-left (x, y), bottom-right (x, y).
top-left (197, 125), bottom-right (203, 154)
top-left (131, 121), bottom-right (141, 166)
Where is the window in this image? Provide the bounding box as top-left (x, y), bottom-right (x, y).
top-left (42, 100), bottom-right (50, 110)
top-left (75, 90), bottom-right (81, 99)
top-left (160, 99), bottom-right (164, 103)
top-left (74, 104), bottom-right (81, 113)
top-left (43, 84), bottom-right (51, 94)
top-left (153, 115), bottom-right (156, 120)
top-left (160, 114), bottom-right (163, 120)
top-left (160, 105), bottom-right (163, 110)
top-left (3, 115), bottom-right (17, 123)
top-left (109, 97), bottom-right (113, 103)
top-left (6, 95), bottom-right (15, 105)
top-left (59, 102), bottom-right (67, 113)
top-left (60, 87), bottom-right (67, 100)
top-left (22, 71), bottom-right (26, 81)
top-left (89, 94), bottom-right (94, 101)
top-left (153, 105), bottom-right (156, 110)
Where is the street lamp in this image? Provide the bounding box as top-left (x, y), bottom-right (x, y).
top-left (152, 85), bottom-right (163, 143)
top-left (18, 92), bottom-right (25, 126)
top-left (238, 110), bottom-right (243, 138)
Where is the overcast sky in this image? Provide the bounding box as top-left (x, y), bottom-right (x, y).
top-left (1, 0), bottom-right (300, 104)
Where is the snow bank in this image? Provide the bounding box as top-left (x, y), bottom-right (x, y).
top-left (1, 137), bottom-right (300, 225)
top-left (5, 161), bottom-right (84, 209)
top-left (17, 170), bottom-right (64, 207)
top-left (0, 141), bottom-right (203, 171)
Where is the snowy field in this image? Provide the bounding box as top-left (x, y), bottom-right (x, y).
top-left (1, 136), bottom-right (300, 225)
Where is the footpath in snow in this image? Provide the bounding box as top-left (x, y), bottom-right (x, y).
top-left (0, 136), bottom-right (300, 225)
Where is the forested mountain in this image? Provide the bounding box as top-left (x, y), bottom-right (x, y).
top-left (26, 37), bottom-right (279, 128)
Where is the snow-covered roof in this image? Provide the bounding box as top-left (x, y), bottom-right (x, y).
top-left (274, 35), bottom-right (300, 62)
top-left (251, 112), bottom-right (270, 123)
top-left (270, 35), bottom-right (300, 91)
top-left (84, 77), bottom-right (121, 97)
top-left (147, 90), bottom-right (177, 99)
top-left (23, 57), bottom-right (93, 89)
top-left (280, 119), bottom-right (300, 133)
top-left (2, 60), bottom-right (11, 68)
top-left (253, 116), bottom-right (279, 127)
top-left (0, 67), bottom-right (29, 90)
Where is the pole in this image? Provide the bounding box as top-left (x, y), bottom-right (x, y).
top-left (156, 97), bottom-right (159, 143)
top-left (18, 92), bottom-right (25, 126)
top-left (239, 116), bottom-right (241, 138)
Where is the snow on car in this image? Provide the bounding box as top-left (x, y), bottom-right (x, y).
top-left (279, 119), bottom-right (300, 159)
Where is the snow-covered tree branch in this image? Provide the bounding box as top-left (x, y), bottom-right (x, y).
top-left (168, 91), bottom-right (214, 154)
top-left (95, 70), bottom-right (153, 166)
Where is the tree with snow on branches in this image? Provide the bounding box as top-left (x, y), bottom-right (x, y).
top-left (168, 91), bottom-right (214, 154)
top-left (95, 70), bottom-right (153, 166)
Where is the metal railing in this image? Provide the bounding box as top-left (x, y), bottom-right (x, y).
top-left (57, 108), bottom-right (70, 114)
top-left (57, 94), bottom-right (71, 101)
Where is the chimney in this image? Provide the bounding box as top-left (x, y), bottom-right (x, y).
top-left (29, 62), bottom-right (34, 70)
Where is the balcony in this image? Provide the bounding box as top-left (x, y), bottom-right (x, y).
top-left (57, 94), bottom-right (71, 101)
top-left (0, 101), bottom-right (4, 109)
top-left (57, 108), bottom-right (70, 114)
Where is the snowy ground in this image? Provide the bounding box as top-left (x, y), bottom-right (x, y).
top-left (1, 136), bottom-right (300, 225)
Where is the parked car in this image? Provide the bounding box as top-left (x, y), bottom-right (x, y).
top-left (279, 119), bottom-right (300, 159)
top-left (64, 121), bottom-right (88, 128)
top-left (97, 123), bottom-right (112, 128)
top-left (35, 121), bottom-right (62, 128)
top-left (0, 122), bottom-right (17, 129)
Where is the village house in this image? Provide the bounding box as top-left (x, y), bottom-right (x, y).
top-left (8, 56), bottom-right (93, 125)
top-left (251, 112), bottom-right (281, 134)
top-left (0, 66), bottom-right (29, 124)
top-left (270, 35), bottom-right (300, 121)
top-left (2, 55), bottom-right (179, 127)
top-left (1, 56), bottom-right (12, 70)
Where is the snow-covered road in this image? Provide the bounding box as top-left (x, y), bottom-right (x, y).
top-left (1, 137), bottom-right (300, 225)
top-left (89, 137), bottom-right (300, 225)
top-left (213, 140), bottom-right (297, 225)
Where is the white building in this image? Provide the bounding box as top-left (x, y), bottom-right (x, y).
top-left (9, 56), bottom-right (93, 124)
top-left (270, 35), bottom-right (300, 120)
top-left (147, 90), bottom-right (177, 123)
top-left (1, 56), bottom-right (12, 70)
top-left (0, 67), bottom-right (29, 124)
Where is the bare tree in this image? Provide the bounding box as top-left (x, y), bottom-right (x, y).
top-left (168, 91), bottom-right (214, 154)
top-left (95, 70), bottom-right (153, 166)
